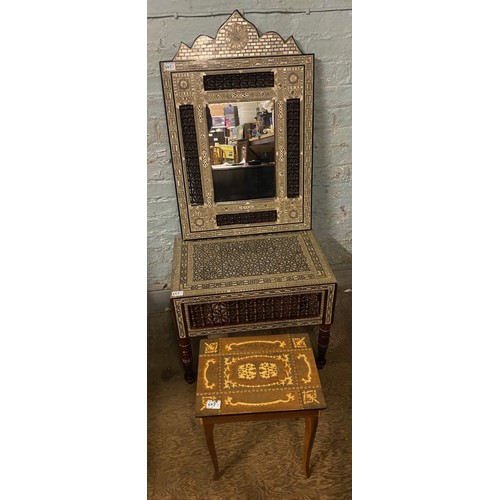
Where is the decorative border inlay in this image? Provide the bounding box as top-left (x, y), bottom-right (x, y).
top-left (204, 341), bottom-right (219, 354)
top-left (195, 334), bottom-right (326, 417)
top-left (302, 390), bottom-right (320, 405)
top-left (224, 393), bottom-right (295, 407)
top-left (203, 359), bottom-right (217, 389)
top-left (325, 284), bottom-right (336, 324)
top-left (173, 300), bottom-right (186, 338)
top-left (296, 354), bottom-right (312, 384)
top-left (225, 339), bottom-right (286, 352)
top-left (292, 337), bottom-right (307, 348)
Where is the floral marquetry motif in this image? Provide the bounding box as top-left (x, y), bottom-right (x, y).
top-left (292, 337), bottom-right (307, 349)
top-left (237, 363), bottom-right (257, 380)
top-left (302, 390), bottom-right (320, 405)
top-left (259, 362), bottom-right (278, 379)
top-left (196, 333), bottom-right (325, 416)
top-left (204, 341), bottom-right (219, 354)
top-left (224, 354), bottom-right (292, 389)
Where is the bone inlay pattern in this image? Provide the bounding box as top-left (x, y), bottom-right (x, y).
top-left (191, 235), bottom-right (310, 281)
top-left (173, 11), bottom-right (302, 61)
top-left (160, 10), bottom-right (314, 240)
top-left (171, 231), bottom-right (336, 297)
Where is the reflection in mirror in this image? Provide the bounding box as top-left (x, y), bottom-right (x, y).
top-left (207, 100), bottom-right (276, 203)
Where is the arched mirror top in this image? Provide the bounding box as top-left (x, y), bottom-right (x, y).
top-left (172, 10), bottom-right (302, 62)
top-left (161, 10), bottom-right (314, 240)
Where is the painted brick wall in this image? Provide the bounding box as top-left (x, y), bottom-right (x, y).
top-left (147, 0), bottom-right (352, 288)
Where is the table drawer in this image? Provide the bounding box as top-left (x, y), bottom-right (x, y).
top-left (171, 285), bottom-right (335, 338)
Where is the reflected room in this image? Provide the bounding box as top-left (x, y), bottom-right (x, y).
top-left (207, 100), bottom-right (276, 203)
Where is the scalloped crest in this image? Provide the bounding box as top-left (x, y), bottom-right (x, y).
top-left (173, 10), bottom-right (302, 61)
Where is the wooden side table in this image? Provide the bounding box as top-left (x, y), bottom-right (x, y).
top-left (195, 333), bottom-right (326, 478)
top-left (171, 230), bottom-right (338, 383)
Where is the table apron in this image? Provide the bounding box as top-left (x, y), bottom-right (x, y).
top-left (200, 409), bottom-right (320, 425)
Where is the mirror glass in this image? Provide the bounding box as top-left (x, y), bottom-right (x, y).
top-left (207, 100), bottom-right (276, 203)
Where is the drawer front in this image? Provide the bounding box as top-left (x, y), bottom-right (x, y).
top-left (182, 290), bottom-right (327, 336)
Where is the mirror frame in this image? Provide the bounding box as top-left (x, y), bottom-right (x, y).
top-left (160, 10), bottom-right (314, 240)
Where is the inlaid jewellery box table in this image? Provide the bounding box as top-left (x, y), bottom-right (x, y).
top-left (195, 332), bottom-right (326, 478)
top-left (171, 230), bottom-right (337, 383)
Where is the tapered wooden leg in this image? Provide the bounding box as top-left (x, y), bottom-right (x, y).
top-left (303, 412), bottom-right (319, 478)
top-left (202, 419), bottom-right (219, 479)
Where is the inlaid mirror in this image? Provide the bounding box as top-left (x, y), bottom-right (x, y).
top-left (160, 10), bottom-right (314, 240)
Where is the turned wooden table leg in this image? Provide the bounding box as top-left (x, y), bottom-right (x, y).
top-left (303, 411), bottom-right (319, 478)
top-left (316, 323), bottom-right (331, 369)
top-left (178, 336), bottom-right (195, 383)
top-left (171, 298), bottom-right (195, 383)
top-left (316, 284), bottom-right (338, 369)
top-left (202, 419), bottom-right (219, 479)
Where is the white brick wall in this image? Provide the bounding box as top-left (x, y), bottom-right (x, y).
top-left (147, 0), bottom-right (352, 287)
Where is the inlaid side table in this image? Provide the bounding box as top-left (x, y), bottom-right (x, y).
top-left (171, 230), bottom-right (338, 383)
top-left (160, 12), bottom-right (341, 385)
top-left (195, 333), bottom-right (326, 479)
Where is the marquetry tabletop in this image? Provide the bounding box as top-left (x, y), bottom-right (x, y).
top-left (171, 230), bottom-right (336, 298)
top-left (195, 333), bottom-right (326, 417)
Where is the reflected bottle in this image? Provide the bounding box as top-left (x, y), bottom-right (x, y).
top-left (210, 146), bottom-right (223, 166)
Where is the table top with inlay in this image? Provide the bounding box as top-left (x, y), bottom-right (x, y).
top-left (195, 333), bottom-right (326, 418)
top-left (172, 230), bottom-right (337, 298)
